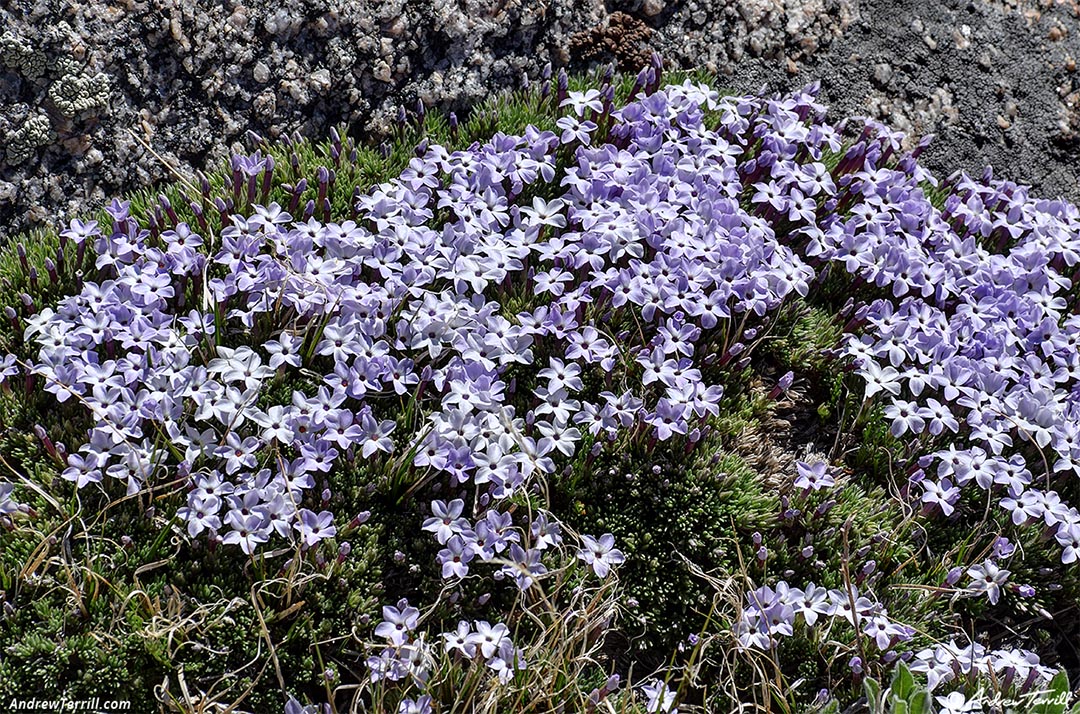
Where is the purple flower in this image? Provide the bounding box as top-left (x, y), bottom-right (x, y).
top-left (500, 544), bottom-right (547, 591)
top-left (215, 432), bottom-right (261, 474)
top-left (374, 600), bottom-right (420, 646)
top-left (295, 509), bottom-right (337, 547)
top-left (466, 620), bottom-right (509, 659)
top-left (398, 695), bottom-right (432, 714)
top-left (442, 621), bottom-right (476, 657)
top-left (921, 479), bottom-right (960, 516)
top-left (966, 560), bottom-right (1010, 605)
top-left (61, 453), bottom-right (104, 488)
top-left (222, 514), bottom-right (269, 555)
top-left (793, 461), bottom-right (835, 492)
top-left (884, 399), bottom-right (926, 437)
top-left (437, 535), bottom-right (474, 579)
top-left (421, 499), bottom-right (469, 545)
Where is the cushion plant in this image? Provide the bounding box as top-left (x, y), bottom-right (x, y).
top-left (1, 63), bottom-right (1078, 713)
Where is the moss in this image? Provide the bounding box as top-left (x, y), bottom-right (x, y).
top-left (552, 430), bottom-right (779, 654)
top-left (764, 303), bottom-right (844, 376)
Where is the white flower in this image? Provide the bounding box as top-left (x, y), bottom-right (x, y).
top-left (966, 559), bottom-right (1010, 605)
top-left (934, 690), bottom-right (981, 714)
top-left (640, 678), bottom-right (677, 713)
top-left (858, 358), bottom-right (903, 400)
top-left (577, 533), bottom-right (625, 578)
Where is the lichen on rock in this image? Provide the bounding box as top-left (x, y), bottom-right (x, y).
top-left (4, 112), bottom-right (52, 165)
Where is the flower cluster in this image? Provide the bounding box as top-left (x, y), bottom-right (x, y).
top-left (14, 81), bottom-right (829, 584)
top-left (366, 600), bottom-right (433, 686)
top-left (420, 498), bottom-right (623, 591)
top-left (364, 599), bottom-right (527, 687)
top-left (814, 167), bottom-right (1080, 561)
top-left (734, 579), bottom-right (1054, 693)
top-left (733, 581), bottom-right (916, 652)
top-left (909, 639), bottom-right (1055, 694)
top-left (439, 619), bottom-right (527, 684)
top-left (9, 71), bottom-right (1080, 709)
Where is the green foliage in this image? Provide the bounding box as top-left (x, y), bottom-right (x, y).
top-left (765, 303), bottom-right (844, 376)
top-left (553, 428), bottom-right (779, 653)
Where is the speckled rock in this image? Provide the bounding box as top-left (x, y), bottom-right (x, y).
top-left (1, 0), bottom-right (1078, 243)
top-left (719, 0), bottom-right (1080, 202)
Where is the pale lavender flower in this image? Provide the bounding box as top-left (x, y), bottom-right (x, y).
top-left (577, 533), bottom-right (625, 578)
top-left (295, 509), bottom-right (337, 547)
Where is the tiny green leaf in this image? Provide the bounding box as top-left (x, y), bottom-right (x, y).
top-left (864, 677), bottom-right (883, 714)
top-left (890, 661), bottom-right (915, 701)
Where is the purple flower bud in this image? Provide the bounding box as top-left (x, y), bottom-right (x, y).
top-left (992, 536), bottom-right (1016, 559)
top-left (945, 566), bottom-right (964, 586)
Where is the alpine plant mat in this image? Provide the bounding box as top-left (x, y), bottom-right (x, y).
top-left (1, 66), bottom-right (1079, 713)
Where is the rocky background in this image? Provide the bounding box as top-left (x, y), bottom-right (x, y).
top-left (1, 0), bottom-right (1078, 243)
